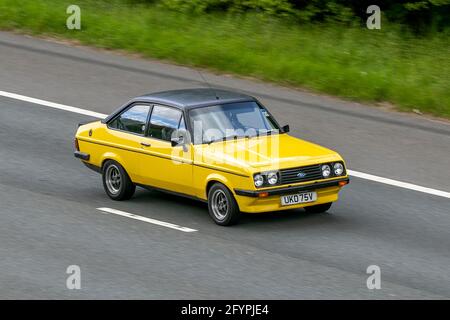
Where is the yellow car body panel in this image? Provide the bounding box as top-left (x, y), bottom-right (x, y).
top-left (75, 120), bottom-right (348, 213)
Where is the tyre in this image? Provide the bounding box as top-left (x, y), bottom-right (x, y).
top-left (304, 202), bottom-right (332, 213)
top-left (102, 160), bottom-right (136, 201)
top-left (207, 183), bottom-right (240, 226)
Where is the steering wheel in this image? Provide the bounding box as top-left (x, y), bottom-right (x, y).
top-left (230, 113), bottom-right (247, 131)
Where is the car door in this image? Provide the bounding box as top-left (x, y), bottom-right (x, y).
top-left (139, 104), bottom-right (194, 195)
top-left (105, 103), bottom-right (152, 182)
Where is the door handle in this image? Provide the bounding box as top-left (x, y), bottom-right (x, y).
top-left (141, 142), bottom-right (151, 147)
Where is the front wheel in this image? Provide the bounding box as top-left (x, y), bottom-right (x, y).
top-left (207, 183), bottom-right (240, 226)
top-left (304, 202), bottom-right (332, 213)
top-left (102, 160), bottom-right (136, 201)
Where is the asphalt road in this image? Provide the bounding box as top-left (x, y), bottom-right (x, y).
top-left (0, 32), bottom-right (449, 299)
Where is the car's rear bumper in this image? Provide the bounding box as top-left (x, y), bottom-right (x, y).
top-left (74, 151), bottom-right (90, 161)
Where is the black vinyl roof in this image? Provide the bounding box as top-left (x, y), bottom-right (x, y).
top-left (102, 88), bottom-right (257, 123)
top-left (134, 88), bottom-right (256, 109)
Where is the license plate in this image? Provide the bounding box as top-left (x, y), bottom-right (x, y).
top-left (281, 192), bottom-right (317, 206)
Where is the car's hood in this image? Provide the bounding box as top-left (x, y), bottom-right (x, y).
top-left (194, 134), bottom-right (342, 173)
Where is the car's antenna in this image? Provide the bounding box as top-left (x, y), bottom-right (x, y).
top-left (197, 70), bottom-right (219, 100)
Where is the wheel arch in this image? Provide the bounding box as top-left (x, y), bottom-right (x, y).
top-left (100, 152), bottom-right (127, 172)
top-left (205, 175), bottom-right (241, 226)
top-left (205, 174), bottom-right (240, 212)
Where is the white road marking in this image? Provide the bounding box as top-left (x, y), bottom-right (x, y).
top-left (347, 170), bottom-right (450, 199)
top-left (97, 207), bottom-right (198, 232)
top-left (0, 90), bottom-right (107, 119)
top-left (1, 90), bottom-right (449, 199)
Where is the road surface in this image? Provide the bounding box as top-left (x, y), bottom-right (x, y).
top-left (0, 31), bottom-right (449, 299)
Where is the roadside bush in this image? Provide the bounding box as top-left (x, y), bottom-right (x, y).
top-left (158, 0), bottom-right (450, 31)
top-left (159, 0), bottom-right (297, 16)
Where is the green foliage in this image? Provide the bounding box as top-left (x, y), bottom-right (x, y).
top-left (160, 0), bottom-right (297, 16)
top-left (159, 0), bottom-right (450, 30)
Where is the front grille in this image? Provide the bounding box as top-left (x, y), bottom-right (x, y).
top-left (280, 164), bottom-right (324, 185)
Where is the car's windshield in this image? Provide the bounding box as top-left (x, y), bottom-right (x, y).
top-left (189, 101), bottom-right (280, 144)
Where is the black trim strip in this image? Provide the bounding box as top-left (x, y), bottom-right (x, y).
top-left (74, 151), bottom-right (90, 161)
top-left (77, 138), bottom-right (191, 164)
top-left (234, 178), bottom-right (349, 197)
top-left (83, 162), bottom-right (102, 173)
top-left (136, 184), bottom-right (207, 203)
top-left (77, 138), bottom-right (249, 177)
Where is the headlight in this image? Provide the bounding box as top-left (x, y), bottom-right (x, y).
top-left (254, 174), bottom-right (264, 187)
top-left (333, 162), bottom-right (344, 176)
top-left (321, 164), bottom-right (331, 178)
top-left (267, 172), bottom-right (278, 185)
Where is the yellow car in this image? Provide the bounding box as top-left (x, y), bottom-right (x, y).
top-left (74, 88), bottom-right (349, 225)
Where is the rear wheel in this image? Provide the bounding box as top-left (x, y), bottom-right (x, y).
top-left (304, 202), bottom-right (332, 213)
top-left (102, 160), bottom-right (135, 200)
top-left (207, 183), bottom-right (240, 226)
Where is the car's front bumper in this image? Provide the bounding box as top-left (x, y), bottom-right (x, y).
top-left (234, 177), bottom-right (349, 213)
top-left (234, 177), bottom-right (349, 197)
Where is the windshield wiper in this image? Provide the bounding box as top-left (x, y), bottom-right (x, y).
top-left (256, 129), bottom-right (278, 137)
top-left (206, 134), bottom-right (247, 144)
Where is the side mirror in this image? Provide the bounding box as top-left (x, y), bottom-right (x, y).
top-left (282, 124), bottom-right (290, 133)
top-left (171, 129), bottom-right (190, 152)
top-left (171, 135), bottom-right (184, 147)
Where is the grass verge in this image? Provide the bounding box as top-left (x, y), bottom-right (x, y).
top-left (0, 0), bottom-right (449, 117)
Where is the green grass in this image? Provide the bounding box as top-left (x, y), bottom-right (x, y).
top-left (0, 0), bottom-right (449, 117)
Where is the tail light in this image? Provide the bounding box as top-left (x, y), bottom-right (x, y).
top-left (74, 138), bottom-right (80, 151)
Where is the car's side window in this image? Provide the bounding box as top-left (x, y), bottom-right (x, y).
top-left (148, 105), bottom-right (182, 142)
top-left (108, 104), bottom-right (151, 135)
